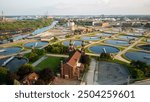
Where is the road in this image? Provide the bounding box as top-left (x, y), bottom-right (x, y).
top-left (85, 59), bottom-right (96, 85)
top-left (46, 54), bottom-right (69, 58)
top-left (131, 79), bottom-right (150, 85)
top-left (32, 56), bottom-right (48, 67)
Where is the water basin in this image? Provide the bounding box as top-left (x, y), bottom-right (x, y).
top-left (0, 57), bottom-right (28, 72)
top-left (63, 40), bottom-right (84, 46)
top-left (125, 51), bottom-right (150, 65)
top-left (0, 47), bottom-right (22, 56)
top-left (127, 33), bottom-right (142, 36)
top-left (89, 45), bottom-right (120, 54)
top-left (138, 44), bottom-right (150, 51)
top-left (105, 39), bottom-right (129, 46)
top-left (24, 41), bottom-right (49, 48)
top-left (81, 36), bottom-right (100, 41)
top-left (118, 35), bottom-right (138, 40)
top-left (96, 33), bottom-right (112, 37)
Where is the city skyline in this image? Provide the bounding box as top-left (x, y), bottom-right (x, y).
top-left (0, 0), bottom-right (150, 15)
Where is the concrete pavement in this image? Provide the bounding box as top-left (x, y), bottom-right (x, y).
top-left (46, 53), bottom-right (69, 58)
top-left (32, 55), bottom-right (48, 67)
top-left (131, 79), bottom-right (150, 85)
top-left (85, 58), bottom-right (96, 85)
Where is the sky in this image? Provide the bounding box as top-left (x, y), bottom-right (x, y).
top-left (0, 0), bottom-right (150, 15)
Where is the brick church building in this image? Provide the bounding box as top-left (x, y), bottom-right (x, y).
top-left (61, 40), bottom-right (85, 79)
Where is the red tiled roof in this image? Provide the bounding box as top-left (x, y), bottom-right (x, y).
top-left (27, 72), bottom-right (39, 81)
top-left (67, 51), bottom-right (81, 67)
top-left (22, 72), bottom-right (39, 85)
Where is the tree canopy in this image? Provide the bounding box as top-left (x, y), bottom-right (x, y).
top-left (6, 72), bottom-right (19, 85)
top-left (0, 67), bottom-right (8, 84)
top-left (38, 68), bottom-right (55, 84)
top-left (0, 19), bottom-right (53, 31)
top-left (17, 64), bottom-right (33, 80)
top-left (130, 60), bottom-right (150, 80)
top-left (45, 44), bottom-right (68, 54)
top-left (99, 53), bottom-right (112, 60)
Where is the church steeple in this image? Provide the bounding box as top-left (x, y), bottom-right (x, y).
top-left (68, 40), bottom-right (75, 52)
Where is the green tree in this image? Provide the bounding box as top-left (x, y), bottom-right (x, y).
top-left (32, 49), bottom-right (45, 56)
top-left (0, 67), bottom-right (8, 84)
top-left (144, 66), bottom-right (150, 77)
top-left (132, 68), bottom-right (145, 80)
top-left (28, 52), bottom-right (38, 62)
top-left (130, 60), bottom-right (149, 76)
top-left (0, 18), bottom-right (53, 41)
top-left (38, 68), bottom-right (55, 84)
top-left (45, 44), bottom-right (68, 54)
top-left (100, 53), bottom-right (112, 60)
top-left (6, 72), bottom-right (19, 85)
top-left (17, 64), bottom-right (33, 80)
top-left (130, 60), bottom-right (147, 70)
top-left (80, 55), bottom-right (90, 65)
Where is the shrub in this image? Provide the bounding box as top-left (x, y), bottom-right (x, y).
top-left (17, 64), bottom-right (33, 80)
top-left (45, 44), bottom-right (68, 54)
top-left (99, 53), bottom-right (112, 60)
top-left (0, 67), bottom-right (8, 84)
top-left (132, 68), bottom-right (145, 80)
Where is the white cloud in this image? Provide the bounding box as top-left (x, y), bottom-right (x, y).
top-left (101, 0), bottom-right (110, 4)
top-left (0, 0), bottom-right (150, 15)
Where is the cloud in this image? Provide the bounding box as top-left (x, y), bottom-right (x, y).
top-left (0, 0), bottom-right (150, 15)
top-left (101, 0), bottom-right (110, 4)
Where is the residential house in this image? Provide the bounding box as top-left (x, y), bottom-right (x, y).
top-left (21, 72), bottom-right (39, 85)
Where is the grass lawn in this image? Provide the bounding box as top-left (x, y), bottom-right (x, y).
top-left (34, 57), bottom-right (64, 73)
top-left (24, 52), bottom-right (45, 64)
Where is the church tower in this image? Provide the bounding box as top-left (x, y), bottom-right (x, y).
top-left (68, 40), bottom-right (75, 52)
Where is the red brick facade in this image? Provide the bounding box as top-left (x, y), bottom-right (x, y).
top-left (61, 51), bottom-right (84, 79)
